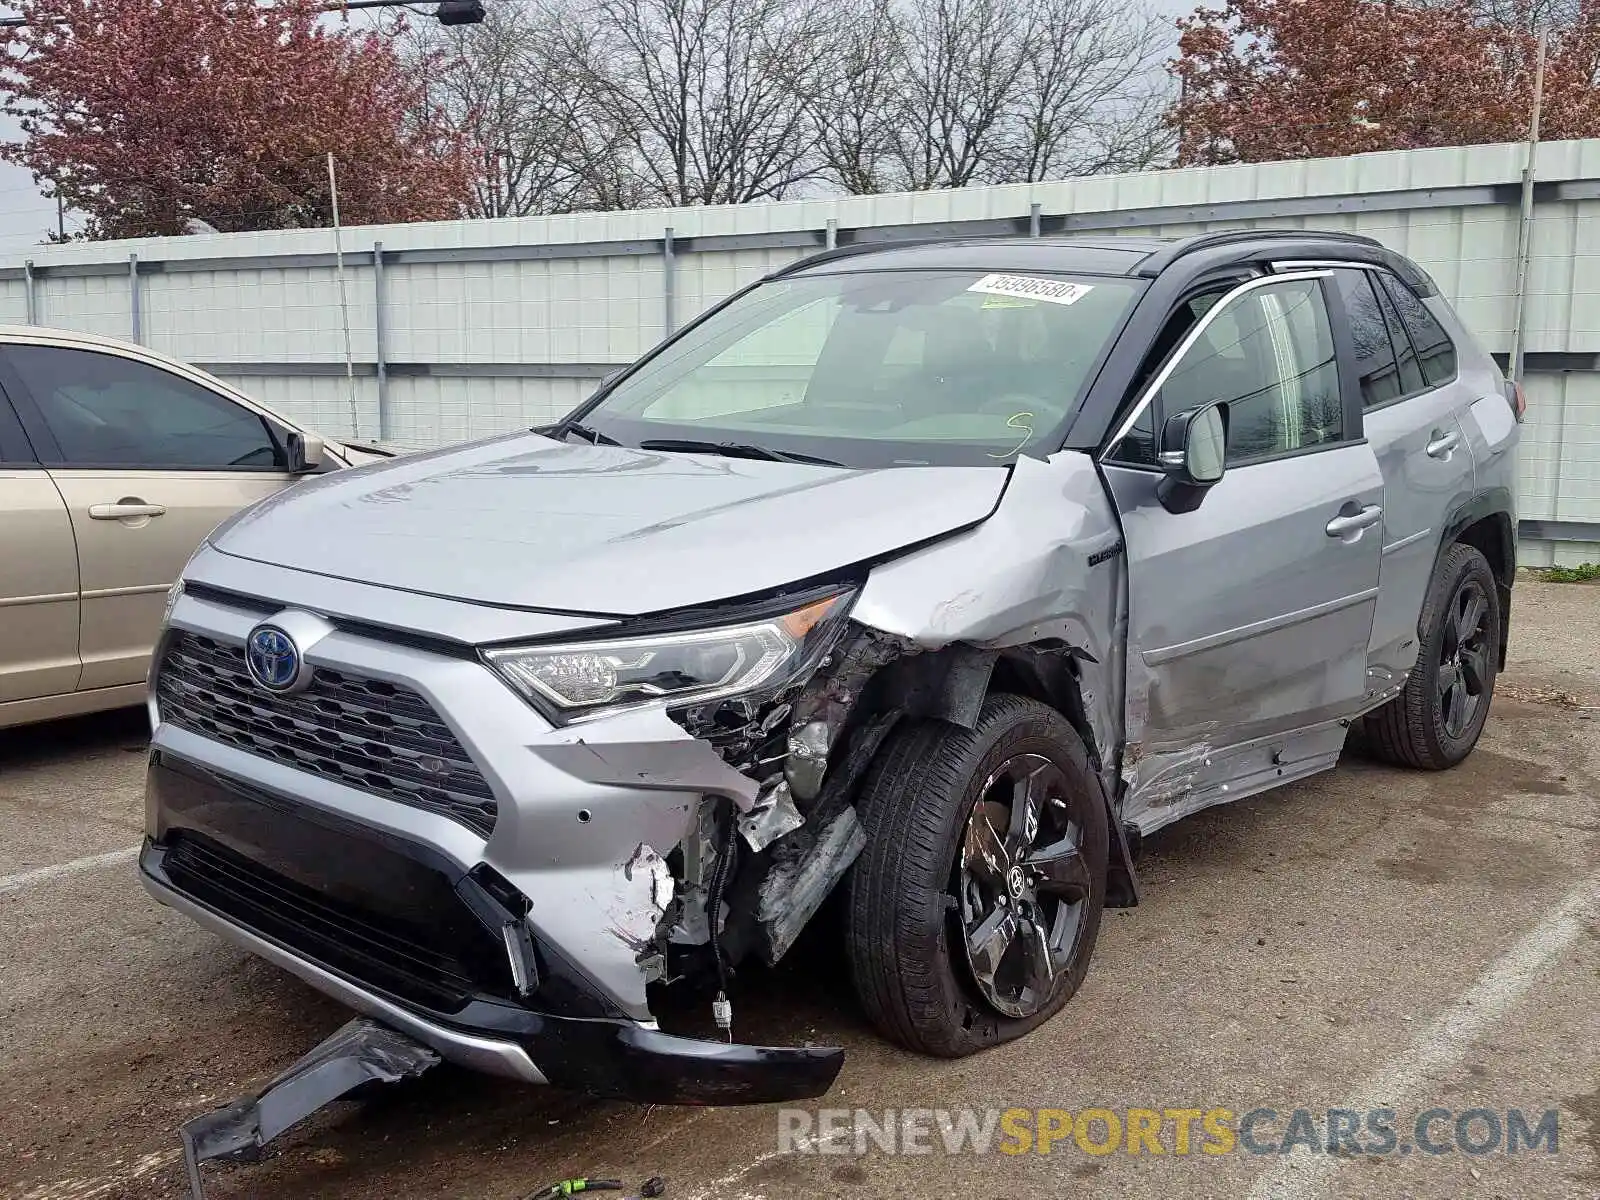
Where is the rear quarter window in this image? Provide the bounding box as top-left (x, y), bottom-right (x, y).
top-left (1378, 274), bottom-right (1458, 387)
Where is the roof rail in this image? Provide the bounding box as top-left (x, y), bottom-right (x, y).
top-left (1135, 229), bottom-right (1384, 277)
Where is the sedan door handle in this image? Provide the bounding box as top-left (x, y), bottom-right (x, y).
top-left (88, 502), bottom-right (167, 520)
top-left (1326, 504), bottom-right (1383, 540)
top-left (1425, 429), bottom-right (1461, 458)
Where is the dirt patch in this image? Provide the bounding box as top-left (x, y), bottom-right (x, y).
top-left (1376, 829), bottom-right (1560, 889)
top-left (1410, 748), bottom-right (1582, 824)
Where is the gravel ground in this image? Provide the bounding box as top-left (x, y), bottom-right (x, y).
top-left (2, 580), bottom-right (1597, 1200)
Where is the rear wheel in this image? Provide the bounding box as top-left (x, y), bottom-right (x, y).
top-left (845, 694), bottom-right (1108, 1057)
top-left (1364, 542), bottom-right (1501, 769)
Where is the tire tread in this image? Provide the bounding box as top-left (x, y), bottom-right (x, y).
top-left (1364, 542), bottom-right (1498, 770)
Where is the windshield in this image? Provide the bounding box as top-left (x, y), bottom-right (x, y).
top-left (575, 268), bottom-right (1143, 468)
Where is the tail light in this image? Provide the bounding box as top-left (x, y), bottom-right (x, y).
top-left (1504, 379), bottom-right (1527, 423)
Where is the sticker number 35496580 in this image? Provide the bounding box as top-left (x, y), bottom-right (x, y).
top-left (967, 273), bottom-right (1094, 306)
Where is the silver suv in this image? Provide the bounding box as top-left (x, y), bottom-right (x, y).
top-left (141, 231), bottom-right (1522, 1104)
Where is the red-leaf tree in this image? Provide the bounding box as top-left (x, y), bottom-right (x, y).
top-left (1, 0), bottom-right (479, 239)
top-left (1170, 0), bottom-right (1600, 165)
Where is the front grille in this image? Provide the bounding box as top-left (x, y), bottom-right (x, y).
top-left (157, 632), bottom-right (497, 837)
top-left (162, 832), bottom-right (507, 1012)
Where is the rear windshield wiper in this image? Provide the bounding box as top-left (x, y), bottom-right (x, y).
top-left (638, 438), bottom-right (844, 468)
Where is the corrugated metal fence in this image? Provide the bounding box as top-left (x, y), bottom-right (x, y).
top-left (3, 138), bottom-right (1599, 564)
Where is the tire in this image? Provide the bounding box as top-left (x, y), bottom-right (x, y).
top-left (844, 694), bottom-right (1109, 1057)
top-left (1364, 542), bottom-right (1501, 770)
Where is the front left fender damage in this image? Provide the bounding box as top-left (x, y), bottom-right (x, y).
top-left (503, 453), bottom-right (1140, 1098)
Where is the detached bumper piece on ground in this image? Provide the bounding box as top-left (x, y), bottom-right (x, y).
top-left (179, 1018), bottom-right (439, 1200)
top-left (179, 1016), bottom-right (675, 1199)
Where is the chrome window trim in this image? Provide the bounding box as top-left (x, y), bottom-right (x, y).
top-left (1101, 269), bottom-right (1335, 459)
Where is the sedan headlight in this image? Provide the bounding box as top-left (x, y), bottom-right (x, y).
top-left (484, 590), bottom-right (855, 722)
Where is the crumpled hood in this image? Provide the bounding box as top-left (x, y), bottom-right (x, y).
top-left (213, 433), bottom-right (1011, 616)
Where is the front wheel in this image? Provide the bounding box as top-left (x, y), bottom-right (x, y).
top-left (845, 694), bottom-right (1108, 1057)
top-left (1364, 542), bottom-right (1501, 770)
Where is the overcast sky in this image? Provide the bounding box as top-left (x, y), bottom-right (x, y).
top-left (0, 114), bottom-right (75, 250)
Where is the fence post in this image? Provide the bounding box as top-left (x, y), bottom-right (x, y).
top-left (128, 253), bottom-right (141, 342)
top-left (373, 241), bottom-right (389, 442)
top-left (1029, 202), bottom-right (1042, 238)
top-left (1508, 29), bottom-right (1548, 385)
top-left (23, 261), bottom-right (35, 325)
top-left (662, 226), bottom-right (676, 335)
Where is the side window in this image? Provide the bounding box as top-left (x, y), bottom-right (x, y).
top-left (0, 388), bottom-right (38, 466)
top-left (1378, 274), bottom-right (1457, 386)
top-left (1107, 287), bottom-right (1231, 466)
top-left (1159, 278), bottom-right (1342, 466)
top-left (1331, 269), bottom-right (1407, 408)
top-left (6, 346), bottom-right (282, 469)
top-left (1370, 277), bottom-right (1426, 395)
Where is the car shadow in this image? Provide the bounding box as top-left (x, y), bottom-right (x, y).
top-left (0, 704), bottom-right (149, 769)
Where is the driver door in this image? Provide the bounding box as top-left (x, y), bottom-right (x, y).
top-left (0, 344), bottom-right (298, 691)
top-left (1100, 273), bottom-right (1383, 831)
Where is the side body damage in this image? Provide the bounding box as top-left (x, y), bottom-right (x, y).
top-left (644, 451), bottom-right (1141, 1019)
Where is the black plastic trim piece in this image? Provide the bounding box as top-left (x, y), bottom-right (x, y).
top-left (181, 1017), bottom-right (440, 1200)
top-left (1435, 488), bottom-right (1516, 670)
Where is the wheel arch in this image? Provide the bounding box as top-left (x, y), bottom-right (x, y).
top-left (1435, 488), bottom-right (1515, 669)
top-left (855, 640), bottom-right (1141, 907)
top-left (859, 642), bottom-right (1099, 765)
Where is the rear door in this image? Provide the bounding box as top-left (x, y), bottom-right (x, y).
top-left (0, 384), bottom-right (80, 706)
top-left (1101, 272), bottom-right (1383, 830)
top-left (1327, 268), bottom-right (1477, 697)
top-left (1, 344), bottom-right (299, 691)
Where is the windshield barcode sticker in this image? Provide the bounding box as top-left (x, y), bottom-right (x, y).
top-left (967, 274), bottom-right (1093, 306)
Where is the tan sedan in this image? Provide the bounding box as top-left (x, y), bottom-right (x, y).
top-left (0, 326), bottom-right (386, 729)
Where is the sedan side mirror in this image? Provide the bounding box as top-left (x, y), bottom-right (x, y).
top-left (1155, 402), bottom-right (1228, 514)
top-left (286, 430), bottom-right (327, 473)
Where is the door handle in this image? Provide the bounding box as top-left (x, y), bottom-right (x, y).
top-left (89, 502), bottom-right (167, 520)
top-left (1425, 429), bottom-right (1461, 458)
top-left (1325, 504), bottom-right (1383, 540)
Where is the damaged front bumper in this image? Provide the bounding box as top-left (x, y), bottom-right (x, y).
top-left (140, 750), bottom-right (843, 1104)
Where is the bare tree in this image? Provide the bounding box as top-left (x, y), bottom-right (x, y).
top-left (811, 0), bottom-right (1175, 194)
top-left (568, 0), bottom-right (834, 205)
top-left (994, 0), bottom-right (1176, 181)
top-left (409, 0), bottom-right (1175, 214)
top-left (811, 0), bottom-right (906, 194)
top-left (400, 2), bottom-right (639, 216)
top-left (887, 0), bottom-right (1032, 189)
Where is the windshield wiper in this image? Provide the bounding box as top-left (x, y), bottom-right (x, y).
top-left (637, 438), bottom-right (844, 467)
top-left (543, 421), bottom-right (623, 447)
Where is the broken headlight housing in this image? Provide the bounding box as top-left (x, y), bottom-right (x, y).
top-left (484, 589), bottom-right (855, 723)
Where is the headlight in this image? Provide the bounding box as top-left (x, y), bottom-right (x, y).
top-left (484, 590), bottom-right (854, 722)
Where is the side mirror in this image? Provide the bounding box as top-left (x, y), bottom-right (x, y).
top-left (1155, 402), bottom-right (1227, 514)
top-left (286, 430), bottom-right (327, 473)
top-left (591, 368), bottom-right (623, 399)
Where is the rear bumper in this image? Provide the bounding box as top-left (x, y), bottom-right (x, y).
top-left (141, 751), bottom-right (842, 1105)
